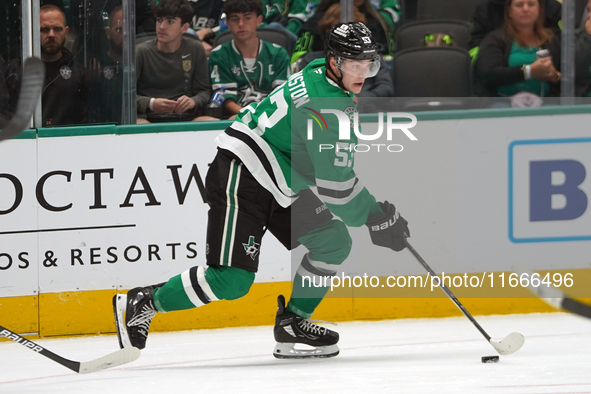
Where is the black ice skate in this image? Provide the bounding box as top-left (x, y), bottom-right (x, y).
top-left (113, 286), bottom-right (158, 350)
top-left (273, 295), bottom-right (339, 359)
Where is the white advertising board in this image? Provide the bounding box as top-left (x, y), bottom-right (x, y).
top-left (456, 113), bottom-right (591, 272)
top-left (0, 130), bottom-right (291, 297)
top-left (0, 138), bottom-right (40, 296)
top-left (311, 113), bottom-right (591, 280)
top-left (2, 113), bottom-right (591, 298)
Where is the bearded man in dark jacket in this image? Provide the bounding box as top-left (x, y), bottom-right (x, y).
top-left (40, 4), bottom-right (89, 126)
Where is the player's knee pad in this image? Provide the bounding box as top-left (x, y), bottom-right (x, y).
top-left (204, 265), bottom-right (255, 300)
top-left (299, 219), bottom-right (352, 266)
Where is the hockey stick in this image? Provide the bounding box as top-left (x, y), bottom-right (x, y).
top-left (514, 267), bottom-right (591, 319)
top-left (0, 324), bottom-right (140, 374)
top-left (0, 57), bottom-right (44, 143)
top-left (403, 240), bottom-right (524, 355)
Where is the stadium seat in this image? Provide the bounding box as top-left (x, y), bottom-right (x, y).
top-left (416, 0), bottom-right (481, 22)
top-left (212, 28), bottom-right (293, 54)
top-left (391, 46), bottom-right (472, 110)
top-left (395, 20), bottom-right (470, 51)
top-left (401, 0), bottom-right (418, 22)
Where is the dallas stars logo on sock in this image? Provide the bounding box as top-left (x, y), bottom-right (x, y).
top-left (242, 236), bottom-right (260, 260)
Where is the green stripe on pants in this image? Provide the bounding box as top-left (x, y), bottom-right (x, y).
top-left (221, 160), bottom-right (241, 266)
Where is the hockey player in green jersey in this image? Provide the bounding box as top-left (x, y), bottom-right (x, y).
top-left (113, 22), bottom-right (409, 359)
top-left (209, 0), bottom-right (291, 117)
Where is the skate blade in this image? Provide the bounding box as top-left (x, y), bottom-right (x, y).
top-left (112, 294), bottom-right (132, 349)
top-left (273, 343), bottom-right (339, 359)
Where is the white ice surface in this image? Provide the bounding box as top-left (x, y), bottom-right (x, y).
top-left (1, 312), bottom-right (590, 394)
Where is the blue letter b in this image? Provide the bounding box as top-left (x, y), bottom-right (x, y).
top-left (530, 160), bottom-right (588, 221)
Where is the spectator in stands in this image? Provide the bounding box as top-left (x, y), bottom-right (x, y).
top-left (291, 0), bottom-right (399, 65)
top-left (136, 0), bottom-right (212, 123)
top-left (469, 0), bottom-right (561, 52)
top-left (576, 0), bottom-right (591, 96)
top-left (42, 0), bottom-right (156, 33)
top-left (190, 0), bottom-right (224, 57)
top-left (475, 0), bottom-right (561, 100)
top-left (297, 4), bottom-right (393, 98)
top-left (261, 0), bottom-right (319, 48)
top-left (105, 7), bottom-right (124, 64)
top-left (0, 55), bottom-right (11, 128)
top-left (90, 6), bottom-right (124, 124)
top-left (40, 4), bottom-right (89, 126)
top-left (209, 0), bottom-right (290, 118)
top-left (134, 0), bottom-right (158, 33)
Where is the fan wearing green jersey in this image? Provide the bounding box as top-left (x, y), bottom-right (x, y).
top-left (262, 0), bottom-right (320, 36)
top-left (209, 0), bottom-right (291, 118)
top-left (113, 22), bottom-right (409, 360)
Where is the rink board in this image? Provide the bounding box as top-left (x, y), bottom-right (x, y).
top-left (1, 106), bottom-right (591, 337)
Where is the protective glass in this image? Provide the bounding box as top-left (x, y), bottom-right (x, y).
top-left (337, 57), bottom-right (380, 78)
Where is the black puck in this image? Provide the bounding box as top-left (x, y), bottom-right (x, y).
top-left (481, 355), bottom-right (500, 363)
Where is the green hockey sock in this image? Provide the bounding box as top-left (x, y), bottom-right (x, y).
top-left (153, 265), bottom-right (255, 312)
top-left (152, 274), bottom-right (196, 312)
top-left (286, 272), bottom-right (330, 318)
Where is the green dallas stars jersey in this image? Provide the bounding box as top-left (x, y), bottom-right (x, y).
top-left (209, 40), bottom-right (291, 107)
top-left (215, 58), bottom-right (381, 227)
top-left (262, 0), bottom-right (319, 34)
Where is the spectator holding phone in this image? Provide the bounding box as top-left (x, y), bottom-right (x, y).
top-left (475, 0), bottom-right (561, 99)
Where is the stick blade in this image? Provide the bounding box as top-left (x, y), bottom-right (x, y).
top-left (490, 332), bottom-right (524, 355)
top-left (77, 347), bottom-right (141, 374)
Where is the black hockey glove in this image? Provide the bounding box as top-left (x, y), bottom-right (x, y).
top-left (365, 201), bottom-right (410, 252)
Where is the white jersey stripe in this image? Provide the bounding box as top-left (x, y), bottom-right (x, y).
top-left (181, 268), bottom-right (206, 307)
top-left (220, 160), bottom-right (240, 266)
top-left (227, 163), bottom-right (241, 267)
top-left (231, 122), bottom-right (292, 196)
top-left (197, 266), bottom-right (219, 301)
top-left (272, 79), bottom-right (287, 89)
top-left (212, 82), bottom-right (238, 90)
top-left (216, 127), bottom-right (294, 208)
top-left (383, 7), bottom-right (400, 23)
top-left (307, 256), bottom-right (339, 272)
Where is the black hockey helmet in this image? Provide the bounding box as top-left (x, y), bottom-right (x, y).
top-left (324, 22), bottom-right (380, 90)
top-left (325, 22), bottom-right (380, 62)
